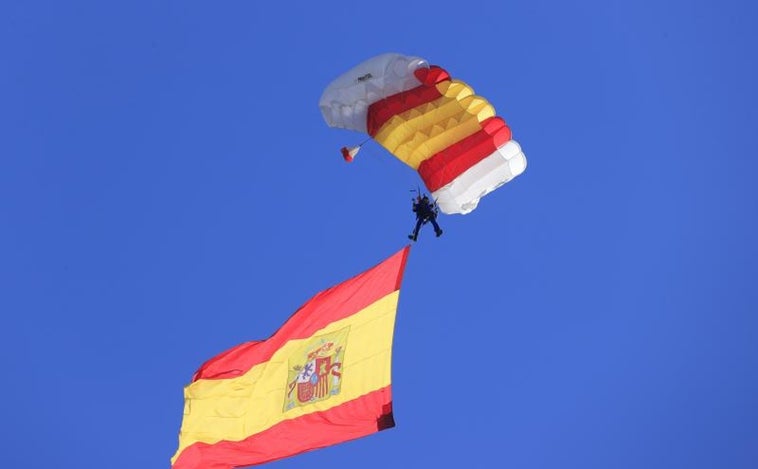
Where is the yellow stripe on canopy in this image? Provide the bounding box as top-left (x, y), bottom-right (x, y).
top-left (374, 80), bottom-right (496, 169)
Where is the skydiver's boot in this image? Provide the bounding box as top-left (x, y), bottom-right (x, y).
top-left (408, 234), bottom-right (417, 242)
top-left (435, 229), bottom-right (443, 237)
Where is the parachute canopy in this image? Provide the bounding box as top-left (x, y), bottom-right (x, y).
top-left (320, 53), bottom-right (526, 215)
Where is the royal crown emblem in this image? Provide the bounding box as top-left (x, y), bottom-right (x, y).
top-left (284, 327), bottom-right (348, 411)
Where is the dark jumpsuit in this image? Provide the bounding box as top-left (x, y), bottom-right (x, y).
top-left (409, 196), bottom-right (443, 241)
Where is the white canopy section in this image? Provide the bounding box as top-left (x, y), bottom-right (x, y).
top-left (432, 140), bottom-right (527, 215)
top-left (319, 53), bottom-right (428, 133)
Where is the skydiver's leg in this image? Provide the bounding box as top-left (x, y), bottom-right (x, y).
top-left (408, 218), bottom-right (423, 241)
top-left (414, 218), bottom-right (423, 238)
top-left (430, 216), bottom-right (443, 236)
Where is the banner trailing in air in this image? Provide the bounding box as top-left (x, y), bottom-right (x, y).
top-left (320, 53), bottom-right (527, 215)
top-left (171, 247), bottom-right (410, 469)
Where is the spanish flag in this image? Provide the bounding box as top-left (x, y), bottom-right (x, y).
top-left (171, 246), bottom-right (410, 468)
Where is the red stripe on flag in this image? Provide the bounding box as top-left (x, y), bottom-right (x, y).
top-left (172, 386), bottom-right (395, 469)
top-left (366, 66), bottom-right (450, 137)
top-left (417, 117), bottom-right (512, 192)
top-left (192, 247), bottom-right (410, 382)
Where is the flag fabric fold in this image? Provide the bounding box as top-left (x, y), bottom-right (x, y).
top-left (172, 246), bottom-right (410, 469)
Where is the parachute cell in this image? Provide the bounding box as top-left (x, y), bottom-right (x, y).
top-left (320, 53), bottom-right (527, 215)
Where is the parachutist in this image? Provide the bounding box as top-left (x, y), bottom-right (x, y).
top-left (408, 194), bottom-right (443, 242)
top-left (321, 53), bottom-right (527, 215)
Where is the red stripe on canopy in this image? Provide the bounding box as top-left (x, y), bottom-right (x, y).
top-left (417, 117), bottom-right (512, 192)
top-left (413, 65), bottom-right (450, 86)
top-left (366, 66), bottom-right (450, 137)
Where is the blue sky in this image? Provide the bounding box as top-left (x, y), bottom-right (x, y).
top-left (2, 1), bottom-right (757, 468)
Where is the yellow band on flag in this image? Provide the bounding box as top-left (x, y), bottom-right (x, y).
top-left (171, 247), bottom-right (409, 469)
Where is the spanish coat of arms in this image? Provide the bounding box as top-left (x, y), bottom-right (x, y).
top-left (284, 327), bottom-right (348, 411)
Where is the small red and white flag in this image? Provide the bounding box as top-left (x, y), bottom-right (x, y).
top-left (340, 146), bottom-right (361, 162)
